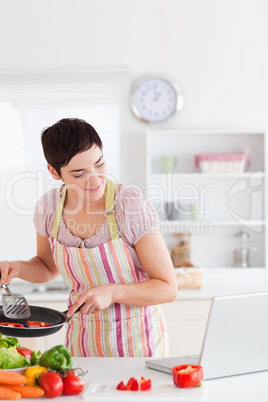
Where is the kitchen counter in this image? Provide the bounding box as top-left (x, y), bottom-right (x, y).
top-left (25, 357), bottom-right (268, 401)
top-left (6, 268), bottom-right (268, 303)
top-left (177, 281), bottom-right (268, 300)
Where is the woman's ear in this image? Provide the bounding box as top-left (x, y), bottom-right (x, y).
top-left (47, 164), bottom-right (61, 180)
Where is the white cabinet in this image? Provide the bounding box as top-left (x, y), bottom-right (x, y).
top-left (161, 299), bottom-right (211, 356)
top-left (146, 130), bottom-right (267, 282)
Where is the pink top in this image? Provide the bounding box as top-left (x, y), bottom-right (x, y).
top-left (33, 183), bottom-right (159, 272)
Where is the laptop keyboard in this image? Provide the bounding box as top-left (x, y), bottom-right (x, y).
top-left (185, 354), bottom-right (200, 362)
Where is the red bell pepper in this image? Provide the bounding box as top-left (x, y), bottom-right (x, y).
top-left (0, 322), bottom-right (25, 327)
top-left (140, 376), bottom-right (151, 391)
top-left (126, 377), bottom-right (139, 391)
top-left (26, 321), bottom-right (51, 328)
top-left (16, 347), bottom-right (33, 361)
top-left (172, 365), bottom-right (203, 388)
top-left (116, 381), bottom-right (127, 391)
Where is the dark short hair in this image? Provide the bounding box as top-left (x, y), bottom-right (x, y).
top-left (41, 118), bottom-right (103, 176)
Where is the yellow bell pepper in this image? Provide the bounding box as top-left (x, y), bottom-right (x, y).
top-left (24, 366), bottom-right (48, 387)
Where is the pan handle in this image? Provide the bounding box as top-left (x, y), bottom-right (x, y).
top-left (63, 303), bottom-right (85, 323)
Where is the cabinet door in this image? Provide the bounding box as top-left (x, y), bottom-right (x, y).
top-left (161, 300), bottom-right (211, 357)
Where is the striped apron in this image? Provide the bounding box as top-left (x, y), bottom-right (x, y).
top-left (49, 179), bottom-right (169, 357)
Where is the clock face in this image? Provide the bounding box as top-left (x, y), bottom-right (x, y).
top-left (131, 77), bottom-right (183, 123)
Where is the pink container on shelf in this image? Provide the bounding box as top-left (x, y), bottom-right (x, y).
top-left (195, 148), bottom-right (250, 173)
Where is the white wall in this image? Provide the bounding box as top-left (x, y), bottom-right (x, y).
top-left (0, 0), bottom-right (267, 188)
top-left (0, 0), bottom-right (267, 261)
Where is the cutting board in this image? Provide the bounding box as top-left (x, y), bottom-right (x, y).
top-left (82, 380), bottom-right (207, 400)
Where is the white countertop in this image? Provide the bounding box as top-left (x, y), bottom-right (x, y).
top-left (6, 268), bottom-right (268, 303)
top-left (22, 357), bottom-right (268, 402)
top-left (177, 281), bottom-right (268, 300)
top-left (15, 282), bottom-right (268, 304)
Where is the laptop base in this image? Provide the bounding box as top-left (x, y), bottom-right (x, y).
top-left (145, 354), bottom-right (200, 374)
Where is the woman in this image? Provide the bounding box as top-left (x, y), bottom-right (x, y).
top-left (0, 118), bottom-right (177, 357)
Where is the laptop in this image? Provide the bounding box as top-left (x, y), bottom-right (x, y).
top-left (146, 291), bottom-right (268, 380)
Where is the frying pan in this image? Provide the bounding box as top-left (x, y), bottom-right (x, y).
top-left (0, 304), bottom-right (82, 338)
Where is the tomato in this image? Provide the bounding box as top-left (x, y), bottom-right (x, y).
top-left (39, 372), bottom-right (63, 398)
top-left (172, 365), bottom-right (203, 388)
top-left (16, 347), bottom-right (33, 361)
top-left (62, 371), bottom-right (85, 395)
top-left (0, 322), bottom-right (25, 327)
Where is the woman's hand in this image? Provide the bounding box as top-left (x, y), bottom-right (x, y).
top-left (0, 260), bottom-right (20, 285)
top-left (67, 284), bottom-right (116, 317)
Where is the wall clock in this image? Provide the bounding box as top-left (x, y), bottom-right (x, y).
top-left (130, 76), bottom-right (184, 123)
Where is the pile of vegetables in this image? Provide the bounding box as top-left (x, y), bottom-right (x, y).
top-left (0, 334), bottom-right (85, 399)
top-left (0, 334), bottom-right (41, 369)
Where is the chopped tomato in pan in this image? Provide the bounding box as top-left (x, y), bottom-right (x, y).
top-left (0, 322), bottom-right (25, 328)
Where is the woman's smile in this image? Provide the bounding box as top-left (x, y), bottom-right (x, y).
top-left (84, 184), bottom-right (101, 192)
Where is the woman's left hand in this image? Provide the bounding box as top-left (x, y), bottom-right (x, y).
top-left (67, 284), bottom-right (116, 317)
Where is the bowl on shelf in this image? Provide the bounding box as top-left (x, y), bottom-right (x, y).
top-left (195, 148), bottom-right (250, 174)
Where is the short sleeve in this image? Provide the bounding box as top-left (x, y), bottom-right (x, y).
top-left (115, 185), bottom-right (160, 245)
top-left (33, 188), bottom-right (59, 237)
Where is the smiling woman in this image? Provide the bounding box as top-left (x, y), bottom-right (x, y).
top-left (0, 70), bottom-right (126, 262)
top-left (0, 117), bottom-right (177, 358)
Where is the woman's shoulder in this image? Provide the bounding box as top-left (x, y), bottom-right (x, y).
top-left (115, 183), bottom-right (154, 211)
top-left (114, 182), bottom-right (159, 245)
top-left (115, 182), bottom-right (144, 202)
top-left (34, 185), bottom-right (63, 215)
top-left (33, 186), bottom-right (63, 237)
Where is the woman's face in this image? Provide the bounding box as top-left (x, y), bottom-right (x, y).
top-left (58, 145), bottom-right (107, 204)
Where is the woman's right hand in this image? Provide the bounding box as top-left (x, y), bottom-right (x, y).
top-left (0, 261), bottom-right (20, 285)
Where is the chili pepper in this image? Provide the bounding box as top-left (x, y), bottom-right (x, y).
top-left (0, 323), bottom-right (25, 328)
top-left (140, 376), bottom-right (151, 391)
top-left (39, 345), bottom-right (73, 371)
top-left (172, 365), bottom-right (203, 388)
top-left (24, 366), bottom-right (48, 387)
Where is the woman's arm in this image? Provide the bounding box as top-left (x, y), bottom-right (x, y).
top-left (113, 229), bottom-right (178, 305)
top-left (0, 233), bottom-right (59, 284)
top-left (67, 229), bottom-right (178, 316)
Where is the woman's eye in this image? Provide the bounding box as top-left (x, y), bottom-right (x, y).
top-left (96, 162), bottom-right (105, 168)
top-left (74, 173), bottom-right (84, 178)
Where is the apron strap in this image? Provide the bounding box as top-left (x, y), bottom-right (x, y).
top-left (51, 179), bottom-right (120, 240)
top-left (52, 186), bottom-right (67, 239)
top-left (104, 179), bottom-right (120, 240)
